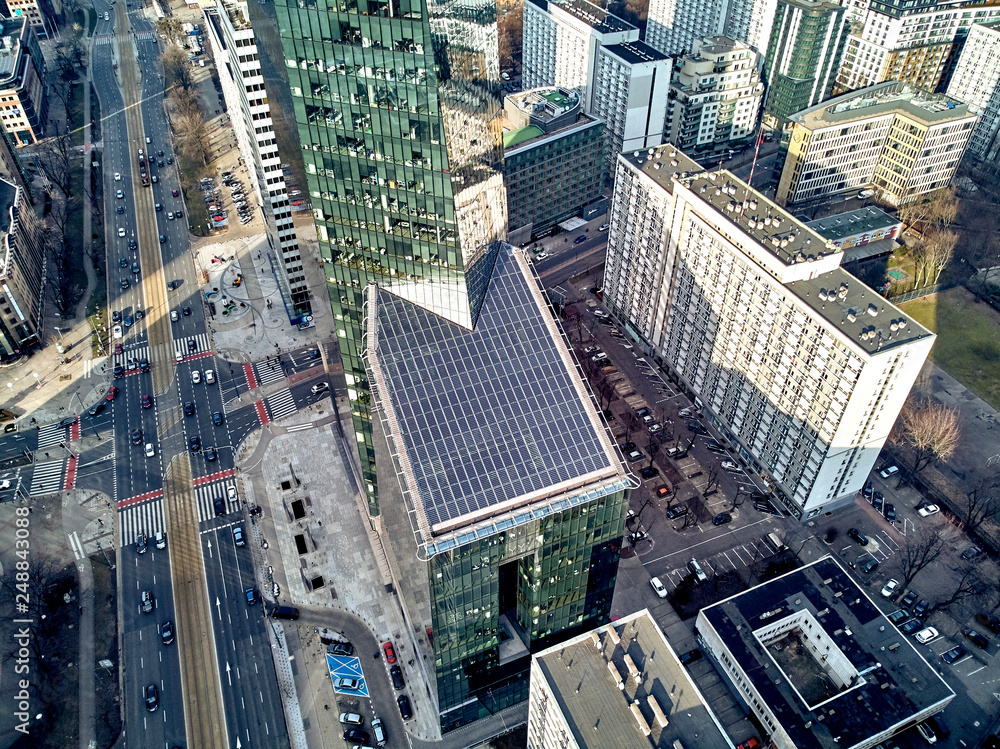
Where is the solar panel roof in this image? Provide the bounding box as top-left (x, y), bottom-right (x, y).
top-left (368, 244), bottom-right (623, 534)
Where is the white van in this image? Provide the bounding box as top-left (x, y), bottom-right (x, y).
top-left (688, 558), bottom-right (708, 583)
top-left (371, 716), bottom-right (387, 746)
top-left (764, 532), bottom-right (785, 552)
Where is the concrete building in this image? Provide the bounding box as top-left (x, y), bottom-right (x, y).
top-left (203, 0), bottom-right (311, 323)
top-left (522, 0), bottom-right (638, 112)
top-left (0, 177), bottom-right (43, 356)
top-left (946, 20), bottom-right (1000, 168)
top-left (368, 243), bottom-right (631, 733)
top-left (0, 0), bottom-right (55, 39)
top-left (602, 145), bottom-right (935, 518)
top-left (526, 609), bottom-right (731, 748)
top-left (666, 35), bottom-right (764, 156)
top-left (697, 556), bottom-right (955, 749)
top-left (835, 0), bottom-right (1000, 95)
top-left (0, 18), bottom-right (45, 147)
top-left (805, 205), bottom-right (901, 262)
top-left (775, 82), bottom-right (976, 207)
top-left (503, 87), bottom-right (605, 243)
top-left (762, 0), bottom-right (849, 128)
top-left (646, 0), bottom-right (778, 57)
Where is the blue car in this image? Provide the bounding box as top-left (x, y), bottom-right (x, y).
top-left (574, 234), bottom-right (587, 244)
top-left (245, 587), bottom-right (258, 605)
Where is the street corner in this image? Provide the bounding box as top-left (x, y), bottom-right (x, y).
top-left (327, 653), bottom-right (369, 697)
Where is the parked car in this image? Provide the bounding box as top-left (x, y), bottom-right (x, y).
top-left (666, 505), bottom-right (687, 519)
top-left (914, 626), bottom-right (938, 644)
top-left (962, 546), bottom-right (981, 561)
top-left (900, 590), bottom-right (918, 610)
top-left (901, 619), bottom-right (923, 635)
top-left (847, 528), bottom-right (868, 546)
top-left (680, 649), bottom-right (702, 665)
top-left (942, 646), bottom-right (968, 664)
top-left (962, 627), bottom-right (989, 648)
top-left (649, 577), bottom-right (667, 598)
top-left (881, 579), bottom-right (899, 598)
top-left (862, 481), bottom-right (874, 499)
top-left (879, 465), bottom-right (899, 479)
top-left (383, 641), bottom-right (397, 663)
top-left (639, 466), bottom-right (659, 480)
top-left (918, 504), bottom-right (939, 517)
top-left (390, 664), bottom-right (405, 689)
top-left (328, 641), bottom-right (355, 656)
top-left (397, 695), bottom-right (413, 720)
top-left (860, 557), bottom-right (879, 573)
top-left (712, 512), bottom-right (732, 526)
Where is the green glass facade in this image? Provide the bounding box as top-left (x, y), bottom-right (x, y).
top-left (274, 0), bottom-right (508, 514)
top-left (430, 489), bottom-right (627, 732)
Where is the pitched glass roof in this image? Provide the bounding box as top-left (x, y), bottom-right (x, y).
top-left (368, 243), bottom-right (621, 533)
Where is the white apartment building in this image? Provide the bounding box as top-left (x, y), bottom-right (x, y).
top-left (603, 146), bottom-right (935, 518)
top-left (646, 0), bottom-right (776, 57)
top-left (666, 36), bottom-right (764, 154)
top-left (946, 20), bottom-right (1000, 166)
top-left (203, 0), bottom-right (312, 322)
top-left (522, 0), bottom-right (638, 111)
top-left (776, 82), bottom-right (976, 206)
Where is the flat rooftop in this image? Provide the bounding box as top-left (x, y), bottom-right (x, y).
top-left (791, 81), bottom-right (972, 130)
top-left (366, 243), bottom-right (627, 546)
top-left (526, 0), bottom-right (636, 35)
top-left (806, 206), bottom-right (900, 242)
top-left (603, 40), bottom-right (667, 65)
top-left (533, 610), bottom-right (730, 748)
top-left (699, 557), bottom-right (954, 749)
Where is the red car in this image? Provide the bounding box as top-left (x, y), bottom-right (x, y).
top-left (114, 343), bottom-right (123, 354)
top-left (736, 738), bottom-right (761, 749)
top-left (141, 395), bottom-right (152, 409)
top-left (656, 486), bottom-right (671, 498)
top-left (383, 642), bottom-right (396, 664)
top-left (171, 189), bottom-right (179, 197)
top-left (106, 386), bottom-right (118, 401)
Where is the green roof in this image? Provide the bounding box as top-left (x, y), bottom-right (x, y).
top-left (503, 125), bottom-right (544, 149)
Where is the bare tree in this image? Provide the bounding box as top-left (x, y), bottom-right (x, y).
top-left (163, 46), bottom-right (195, 91)
top-left (704, 464), bottom-right (720, 494)
top-left (497, 3), bottom-right (522, 73)
top-left (622, 410), bottom-right (640, 445)
top-left (893, 399), bottom-right (960, 481)
top-left (156, 17), bottom-right (184, 42)
top-left (959, 476), bottom-right (1000, 534)
top-left (929, 565), bottom-right (985, 616)
top-left (894, 529), bottom-right (946, 590)
top-left (35, 126), bottom-right (75, 198)
top-left (898, 188), bottom-right (958, 234)
top-left (914, 229), bottom-right (957, 287)
top-left (42, 197), bottom-right (77, 318)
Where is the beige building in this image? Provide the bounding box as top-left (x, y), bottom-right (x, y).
top-left (0, 177), bottom-right (44, 356)
top-left (0, 18), bottom-right (46, 147)
top-left (776, 81), bottom-right (976, 207)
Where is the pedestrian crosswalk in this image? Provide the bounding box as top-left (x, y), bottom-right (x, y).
top-left (265, 389), bottom-right (297, 421)
top-left (136, 30), bottom-right (156, 41)
top-left (94, 33), bottom-right (113, 45)
top-left (194, 482), bottom-right (238, 523)
top-left (119, 499), bottom-right (164, 546)
top-left (175, 333), bottom-right (211, 359)
top-left (114, 345), bottom-right (149, 370)
top-left (37, 423), bottom-right (66, 448)
top-left (30, 460), bottom-right (65, 495)
top-left (252, 359), bottom-right (287, 387)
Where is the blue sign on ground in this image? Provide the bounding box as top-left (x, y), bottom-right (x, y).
top-left (327, 654), bottom-right (369, 697)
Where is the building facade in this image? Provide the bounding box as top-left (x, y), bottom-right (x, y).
top-left (0, 18), bottom-right (45, 147)
top-left (368, 244), bottom-right (631, 733)
top-left (274, 0), bottom-right (508, 511)
top-left (666, 35), bottom-right (764, 155)
top-left (646, 0), bottom-right (777, 57)
top-left (527, 610), bottom-right (730, 748)
top-left (204, 0), bottom-right (311, 323)
top-left (0, 0), bottom-right (54, 39)
top-left (775, 82), bottom-right (976, 206)
top-left (762, 0), bottom-right (849, 128)
top-left (603, 146), bottom-right (935, 518)
top-left (503, 88), bottom-right (604, 243)
top-left (0, 177), bottom-right (43, 356)
top-left (946, 20), bottom-right (1000, 167)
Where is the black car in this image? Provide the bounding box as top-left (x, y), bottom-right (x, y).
top-left (139, 358), bottom-right (150, 372)
top-left (687, 420), bottom-right (707, 434)
top-left (706, 441), bottom-right (727, 454)
top-left (344, 729), bottom-right (370, 743)
top-left (942, 646), bottom-right (968, 664)
top-left (753, 500), bottom-right (779, 515)
top-left (144, 684), bottom-right (158, 712)
top-left (680, 649), bottom-right (702, 665)
top-left (128, 237), bottom-right (137, 249)
top-left (131, 428), bottom-right (142, 445)
top-left (860, 557), bottom-right (879, 573)
top-left (962, 546), bottom-right (981, 561)
top-left (913, 599), bottom-right (930, 617)
top-left (397, 695), bottom-right (413, 721)
top-left (872, 492), bottom-right (884, 512)
top-left (862, 481), bottom-right (874, 499)
top-left (847, 528), bottom-right (868, 546)
top-left (901, 618), bottom-right (923, 635)
top-left (666, 504), bottom-right (687, 519)
top-left (121, 278), bottom-right (130, 290)
top-left (205, 447), bottom-right (217, 461)
top-left (118, 258), bottom-right (127, 269)
top-left (327, 641), bottom-right (354, 656)
top-left (112, 309), bottom-right (121, 321)
top-left (884, 503), bottom-right (896, 522)
top-left (639, 466), bottom-right (659, 480)
top-left (183, 307), bottom-right (191, 316)
top-left (113, 364), bottom-right (124, 379)
top-left (900, 590), bottom-right (919, 610)
top-left (214, 497), bottom-right (226, 517)
top-left (189, 436), bottom-right (201, 452)
top-left (962, 627), bottom-right (989, 648)
top-left (188, 339), bottom-right (197, 351)
top-left (136, 532), bottom-right (147, 554)
top-left (184, 402), bottom-right (195, 416)
top-left (307, 349), bottom-right (321, 360)
top-left (212, 411), bottom-right (224, 426)
top-left (390, 664), bottom-right (405, 689)
top-left (712, 512), bottom-right (732, 526)
top-left (161, 621), bottom-right (175, 645)
top-left (88, 401), bottom-right (106, 416)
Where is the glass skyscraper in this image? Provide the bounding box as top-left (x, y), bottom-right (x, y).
top-left (274, 0), bottom-right (508, 515)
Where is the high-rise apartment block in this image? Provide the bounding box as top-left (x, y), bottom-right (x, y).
top-left (836, 0), bottom-right (1000, 95)
top-left (775, 82), bottom-right (976, 206)
top-left (370, 244), bottom-right (630, 733)
top-left (204, 0), bottom-right (311, 322)
top-left (603, 145), bottom-right (934, 518)
top-left (666, 35), bottom-right (764, 155)
top-left (523, 0), bottom-right (668, 183)
top-left (946, 20), bottom-right (1000, 167)
top-left (0, 177), bottom-right (43, 356)
top-left (527, 610), bottom-right (730, 748)
top-left (762, 0), bottom-right (849, 128)
top-left (503, 87), bottom-right (605, 243)
top-left (646, 0), bottom-right (777, 57)
top-left (0, 18), bottom-right (46, 147)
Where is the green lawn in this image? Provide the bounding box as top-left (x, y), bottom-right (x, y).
top-left (900, 287), bottom-right (1000, 409)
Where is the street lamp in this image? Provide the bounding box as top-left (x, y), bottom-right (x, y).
top-left (54, 326), bottom-right (64, 340)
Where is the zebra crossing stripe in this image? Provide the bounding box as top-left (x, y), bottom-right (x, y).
top-left (30, 460), bottom-right (65, 495)
top-left (266, 389), bottom-right (297, 420)
top-left (253, 360), bottom-right (287, 387)
top-left (37, 423), bottom-right (66, 448)
top-left (119, 499), bottom-right (165, 546)
top-left (193, 481), bottom-right (238, 523)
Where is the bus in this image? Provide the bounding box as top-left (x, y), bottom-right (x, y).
top-left (138, 149), bottom-right (149, 186)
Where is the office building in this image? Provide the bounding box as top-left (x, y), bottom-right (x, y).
top-left (0, 0), bottom-right (54, 39)
top-left (0, 18), bottom-right (45, 146)
top-left (666, 35), bottom-right (764, 156)
top-left (762, 0), bottom-right (849, 128)
top-left (698, 556), bottom-right (955, 749)
top-left (775, 82), bottom-right (976, 206)
top-left (503, 87), bottom-right (605, 243)
top-left (369, 243), bottom-right (631, 733)
top-left (275, 0), bottom-right (508, 513)
top-left (0, 177), bottom-right (43, 356)
top-left (946, 20), bottom-right (1000, 167)
top-left (835, 0), bottom-right (1000, 95)
top-left (603, 145), bottom-right (935, 518)
top-left (646, 0), bottom-right (777, 57)
top-left (203, 0), bottom-right (311, 323)
top-left (527, 609), bottom-right (731, 749)
top-left (522, 0), bottom-right (638, 112)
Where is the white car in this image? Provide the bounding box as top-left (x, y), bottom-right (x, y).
top-left (167, 211), bottom-right (174, 220)
top-left (175, 351), bottom-right (184, 362)
top-left (593, 310), bottom-right (610, 320)
top-left (170, 310), bottom-right (179, 322)
top-left (311, 382), bottom-right (329, 394)
top-left (118, 227), bottom-right (126, 237)
top-left (598, 223), bottom-right (610, 231)
top-left (151, 175), bottom-right (158, 183)
top-left (227, 486), bottom-right (237, 501)
top-left (113, 325), bottom-right (123, 339)
top-left (649, 576), bottom-right (667, 598)
top-left (915, 627), bottom-right (939, 644)
top-left (144, 443), bottom-right (154, 457)
top-left (0, 479), bottom-right (12, 490)
top-left (114, 172), bottom-right (121, 181)
top-left (205, 369), bottom-right (215, 384)
top-left (879, 465), bottom-right (899, 479)
top-left (918, 504), bottom-right (939, 517)
top-left (116, 189), bottom-right (124, 199)
top-left (191, 370), bottom-right (201, 384)
top-left (721, 460), bottom-right (740, 471)
top-left (880, 579), bottom-right (898, 598)
top-left (145, 136), bottom-right (151, 144)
